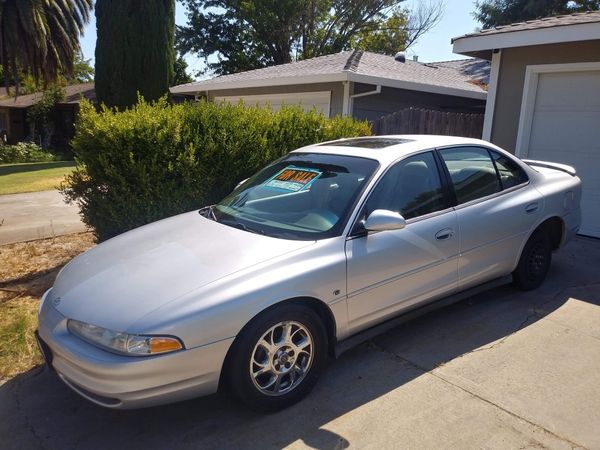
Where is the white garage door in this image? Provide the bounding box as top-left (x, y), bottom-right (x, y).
top-left (214, 91), bottom-right (331, 116)
top-left (524, 69), bottom-right (600, 237)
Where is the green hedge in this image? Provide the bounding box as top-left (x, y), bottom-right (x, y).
top-left (0, 142), bottom-right (56, 164)
top-left (62, 98), bottom-right (371, 241)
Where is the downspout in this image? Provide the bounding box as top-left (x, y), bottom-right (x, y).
top-left (482, 49), bottom-right (501, 141)
top-left (349, 85), bottom-right (381, 118)
top-left (342, 81), bottom-right (350, 116)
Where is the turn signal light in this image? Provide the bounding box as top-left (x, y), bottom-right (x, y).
top-left (149, 337), bottom-right (183, 354)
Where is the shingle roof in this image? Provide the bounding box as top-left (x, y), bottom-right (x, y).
top-left (0, 82), bottom-right (95, 108)
top-left (429, 59), bottom-right (490, 85)
top-left (171, 51), bottom-right (488, 96)
top-left (453, 10), bottom-right (600, 41)
top-left (173, 52), bottom-right (350, 92)
top-left (354, 52), bottom-right (488, 92)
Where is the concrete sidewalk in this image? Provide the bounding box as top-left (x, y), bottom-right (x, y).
top-left (0, 237), bottom-right (599, 449)
top-left (0, 190), bottom-right (87, 245)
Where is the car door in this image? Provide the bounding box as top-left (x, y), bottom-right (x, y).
top-left (345, 151), bottom-right (459, 334)
top-left (438, 146), bottom-right (542, 289)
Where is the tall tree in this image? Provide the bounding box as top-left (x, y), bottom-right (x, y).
top-left (474, 0), bottom-right (600, 28)
top-left (177, 0), bottom-right (443, 76)
top-left (0, 0), bottom-right (92, 96)
top-left (71, 52), bottom-right (95, 84)
top-left (172, 54), bottom-right (194, 86)
top-left (95, 0), bottom-right (175, 109)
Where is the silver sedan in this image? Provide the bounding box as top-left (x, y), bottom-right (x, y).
top-left (37, 135), bottom-right (581, 411)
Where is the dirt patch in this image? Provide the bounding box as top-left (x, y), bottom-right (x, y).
top-left (0, 232), bottom-right (95, 379)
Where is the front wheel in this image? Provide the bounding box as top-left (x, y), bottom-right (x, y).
top-left (227, 303), bottom-right (328, 412)
top-left (512, 229), bottom-right (552, 290)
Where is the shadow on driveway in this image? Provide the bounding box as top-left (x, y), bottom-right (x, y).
top-left (1, 237), bottom-right (598, 449)
top-left (0, 162), bottom-right (75, 177)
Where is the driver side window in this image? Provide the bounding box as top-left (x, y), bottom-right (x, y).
top-left (365, 152), bottom-right (449, 220)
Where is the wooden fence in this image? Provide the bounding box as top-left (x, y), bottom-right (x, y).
top-left (371, 107), bottom-right (484, 138)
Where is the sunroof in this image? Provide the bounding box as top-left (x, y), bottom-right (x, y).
top-left (321, 137), bottom-right (413, 149)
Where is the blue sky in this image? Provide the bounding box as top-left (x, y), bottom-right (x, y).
top-left (79, 0), bottom-right (481, 79)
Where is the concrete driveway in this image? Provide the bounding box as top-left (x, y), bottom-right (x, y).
top-left (1, 237), bottom-right (599, 449)
top-left (0, 190), bottom-right (87, 245)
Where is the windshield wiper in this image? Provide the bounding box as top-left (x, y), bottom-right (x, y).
top-left (218, 218), bottom-right (265, 235)
top-left (199, 205), bottom-right (217, 221)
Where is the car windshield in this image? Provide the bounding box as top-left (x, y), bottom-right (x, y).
top-left (210, 153), bottom-right (379, 240)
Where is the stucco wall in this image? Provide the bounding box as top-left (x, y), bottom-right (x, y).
top-left (204, 81), bottom-right (486, 121)
top-left (491, 40), bottom-right (600, 153)
top-left (206, 82), bottom-right (345, 117)
top-left (351, 83), bottom-right (486, 122)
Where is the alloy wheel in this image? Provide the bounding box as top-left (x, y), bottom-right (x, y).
top-left (249, 321), bottom-right (314, 396)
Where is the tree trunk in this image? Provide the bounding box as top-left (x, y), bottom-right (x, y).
top-left (0, 29), bottom-right (11, 97)
top-left (12, 62), bottom-right (20, 98)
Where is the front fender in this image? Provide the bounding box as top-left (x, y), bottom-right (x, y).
top-left (128, 238), bottom-right (349, 348)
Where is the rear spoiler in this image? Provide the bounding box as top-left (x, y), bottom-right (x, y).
top-left (522, 159), bottom-right (577, 176)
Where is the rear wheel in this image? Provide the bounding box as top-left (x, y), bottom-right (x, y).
top-left (227, 303), bottom-right (328, 412)
top-left (512, 229), bottom-right (552, 290)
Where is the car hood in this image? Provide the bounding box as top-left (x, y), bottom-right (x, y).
top-left (51, 211), bottom-right (314, 331)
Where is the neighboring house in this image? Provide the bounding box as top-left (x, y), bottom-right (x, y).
top-left (453, 11), bottom-right (600, 238)
top-left (170, 50), bottom-right (489, 121)
top-left (0, 82), bottom-right (95, 149)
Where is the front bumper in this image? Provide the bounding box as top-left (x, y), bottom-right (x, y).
top-left (37, 289), bottom-right (234, 409)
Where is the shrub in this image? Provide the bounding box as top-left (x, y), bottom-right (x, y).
top-left (0, 142), bottom-right (56, 164)
top-left (62, 98), bottom-right (371, 241)
top-left (27, 85), bottom-right (66, 149)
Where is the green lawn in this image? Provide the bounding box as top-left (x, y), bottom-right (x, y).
top-left (0, 161), bottom-right (76, 195)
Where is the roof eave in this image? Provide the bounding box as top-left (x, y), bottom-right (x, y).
top-left (453, 21), bottom-right (600, 57)
top-left (170, 71), bottom-right (486, 100)
top-left (348, 73), bottom-right (487, 100)
top-left (169, 72), bottom-right (348, 94)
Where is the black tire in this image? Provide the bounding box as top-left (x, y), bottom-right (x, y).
top-left (512, 229), bottom-right (552, 290)
top-left (226, 303), bottom-right (328, 412)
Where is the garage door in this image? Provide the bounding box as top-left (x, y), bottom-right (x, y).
top-left (525, 70), bottom-right (600, 237)
top-left (214, 91), bottom-right (331, 116)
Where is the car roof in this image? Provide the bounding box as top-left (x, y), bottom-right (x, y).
top-left (292, 135), bottom-right (495, 165)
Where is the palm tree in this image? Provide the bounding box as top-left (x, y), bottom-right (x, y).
top-left (0, 0), bottom-right (93, 96)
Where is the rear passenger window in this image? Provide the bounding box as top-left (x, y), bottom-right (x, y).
top-left (490, 151), bottom-right (528, 189)
top-left (440, 147), bottom-right (501, 204)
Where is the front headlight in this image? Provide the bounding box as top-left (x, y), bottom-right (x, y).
top-left (67, 319), bottom-right (184, 356)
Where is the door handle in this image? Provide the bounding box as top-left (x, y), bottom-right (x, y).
top-left (435, 228), bottom-right (454, 240)
top-left (525, 202), bottom-right (539, 213)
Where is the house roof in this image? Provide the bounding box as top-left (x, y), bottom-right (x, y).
top-left (0, 82), bottom-right (95, 108)
top-left (426, 58), bottom-right (490, 85)
top-left (455, 11), bottom-right (600, 39)
top-left (170, 51), bottom-right (488, 100)
top-left (453, 11), bottom-right (600, 59)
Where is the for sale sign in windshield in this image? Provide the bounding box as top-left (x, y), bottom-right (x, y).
top-left (263, 166), bottom-right (322, 192)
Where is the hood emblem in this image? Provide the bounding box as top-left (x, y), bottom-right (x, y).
top-left (52, 296), bottom-right (61, 307)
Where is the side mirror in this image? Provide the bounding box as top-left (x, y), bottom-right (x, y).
top-left (235, 178), bottom-right (249, 191)
top-left (364, 209), bottom-right (406, 232)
